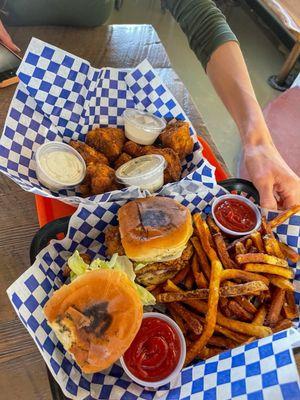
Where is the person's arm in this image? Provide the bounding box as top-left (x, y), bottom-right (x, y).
top-left (166, 0), bottom-right (300, 209)
top-left (206, 41), bottom-right (300, 209)
top-left (0, 20), bottom-right (20, 52)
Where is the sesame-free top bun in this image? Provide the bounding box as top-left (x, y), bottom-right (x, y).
top-left (118, 197), bottom-right (193, 262)
top-left (44, 269), bottom-right (143, 374)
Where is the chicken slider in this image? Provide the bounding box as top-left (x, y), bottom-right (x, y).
top-left (44, 269), bottom-right (143, 373)
top-left (118, 197), bottom-right (193, 263)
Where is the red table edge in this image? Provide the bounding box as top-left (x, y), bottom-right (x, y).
top-left (35, 136), bottom-right (228, 227)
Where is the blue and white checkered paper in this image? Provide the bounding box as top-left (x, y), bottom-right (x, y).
top-left (0, 37), bottom-right (216, 206)
top-left (7, 182), bottom-right (300, 400)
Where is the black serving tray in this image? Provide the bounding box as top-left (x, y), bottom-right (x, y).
top-left (29, 178), bottom-right (259, 400)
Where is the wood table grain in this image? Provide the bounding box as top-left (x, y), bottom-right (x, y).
top-left (0, 24), bottom-right (227, 400)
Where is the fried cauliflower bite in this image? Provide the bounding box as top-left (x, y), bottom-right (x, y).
top-left (69, 140), bottom-right (108, 165)
top-left (143, 146), bottom-right (181, 183)
top-left (80, 162), bottom-right (118, 196)
top-left (159, 121), bottom-right (194, 160)
top-left (123, 140), bottom-right (145, 157)
top-left (122, 141), bottom-right (181, 184)
top-left (86, 127), bottom-right (125, 161)
top-left (114, 153), bottom-right (132, 170)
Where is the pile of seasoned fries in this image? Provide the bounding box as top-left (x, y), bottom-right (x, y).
top-left (152, 205), bottom-right (300, 365)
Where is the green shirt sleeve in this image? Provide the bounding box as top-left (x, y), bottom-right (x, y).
top-left (166, 0), bottom-right (238, 70)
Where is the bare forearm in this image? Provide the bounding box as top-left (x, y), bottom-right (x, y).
top-left (206, 41), bottom-right (300, 209)
top-left (206, 41), bottom-right (272, 147)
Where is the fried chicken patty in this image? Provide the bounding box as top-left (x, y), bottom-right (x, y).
top-left (104, 225), bottom-right (193, 285)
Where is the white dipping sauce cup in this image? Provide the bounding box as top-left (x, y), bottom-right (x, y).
top-left (123, 109), bottom-right (166, 145)
top-left (212, 194), bottom-right (261, 237)
top-left (115, 154), bottom-right (166, 192)
top-left (120, 312), bottom-right (186, 388)
top-left (35, 142), bottom-right (86, 191)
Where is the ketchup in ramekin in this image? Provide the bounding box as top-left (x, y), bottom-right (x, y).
top-left (212, 194), bottom-right (261, 236)
top-left (120, 312), bottom-right (186, 387)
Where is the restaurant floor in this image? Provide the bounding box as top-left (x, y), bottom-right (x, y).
top-left (108, 0), bottom-right (285, 175)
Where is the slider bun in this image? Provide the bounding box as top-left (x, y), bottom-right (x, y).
top-left (118, 197), bottom-right (193, 262)
top-left (44, 269), bottom-right (143, 373)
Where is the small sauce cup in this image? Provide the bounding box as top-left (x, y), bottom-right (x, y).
top-left (123, 109), bottom-right (166, 145)
top-left (120, 312), bottom-right (186, 388)
top-left (115, 154), bottom-right (166, 192)
top-left (35, 142), bottom-right (86, 191)
top-left (212, 194), bottom-right (261, 237)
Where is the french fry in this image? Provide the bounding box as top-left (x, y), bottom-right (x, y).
top-left (171, 264), bottom-right (190, 285)
top-left (191, 236), bottom-right (211, 279)
top-left (221, 269), bottom-right (269, 285)
top-left (208, 335), bottom-right (234, 348)
top-left (219, 297), bottom-right (234, 318)
top-left (187, 299), bottom-right (272, 337)
top-left (259, 289), bottom-right (271, 304)
top-left (245, 239), bottom-right (253, 251)
top-left (217, 312), bottom-right (272, 337)
top-left (228, 300), bottom-right (253, 321)
top-left (272, 318), bottom-right (293, 333)
top-left (191, 254), bottom-right (200, 276)
top-left (263, 234), bottom-right (285, 259)
top-left (184, 270), bottom-right (195, 290)
top-left (168, 305), bottom-right (187, 335)
top-left (145, 284), bottom-right (157, 292)
top-left (242, 337), bottom-right (256, 345)
top-left (261, 216), bottom-right (272, 235)
top-left (266, 274), bottom-right (295, 291)
top-left (164, 279), bottom-right (183, 293)
top-left (235, 242), bottom-right (247, 255)
top-left (269, 205), bottom-right (300, 229)
top-left (235, 296), bottom-right (257, 314)
top-left (263, 235), bottom-right (275, 256)
top-left (197, 346), bottom-right (222, 360)
top-left (236, 253), bottom-right (288, 268)
top-left (213, 232), bottom-right (237, 269)
top-left (250, 231), bottom-right (264, 252)
top-left (156, 281), bottom-right (268, 303)
top-left (191, 254), bottom-right (208, 288)
top-left (278, 242), bottom-right (300, 263)
top-left (266, 288), bottom-right (286, 325)
top-left (253, 305), bottom-right (267, 325)
top-left (193, 214), bottom-right (219, 263)
top-left (244, 264), bottom-right (293, 279)
top-left (211, 322), bottom-right (249, 343)
top-left (180, 295), bottom-right (273, 339)
top-left (282, 291), bottom-right (298, 320)
top-left (184, 259), bottom-right (222, 365)
top-left (195, 271), bottom-right (208, 288)
top-left (206, 215), bottom-right (220, 234)
top-left (168, 303), bottom-right (203, 335)
top-left (150, 285), bottom-right (163, 297)
top-left (227, 234), bottom-right (252, 252)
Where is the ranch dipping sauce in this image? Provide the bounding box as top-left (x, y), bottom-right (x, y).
top-left (123, 109), bottom-right (166, 145)
top-left (39, 151), bottom-right (83, 183)
top-left (36, 142), bottom-right (86, 190)
top-left (115, 154), bottom-right (166, 192)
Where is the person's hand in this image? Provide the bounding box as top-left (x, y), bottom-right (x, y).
top-left (243, 142), bottom-right (300, 210)
top-left (0, 19), bottom-right (20, 52)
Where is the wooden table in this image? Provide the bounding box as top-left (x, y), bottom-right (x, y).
top-left (0, 24), bottom-right (226, 400)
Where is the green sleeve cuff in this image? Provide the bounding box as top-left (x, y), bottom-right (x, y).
top-left (166, 0), bottom-right (239, 70)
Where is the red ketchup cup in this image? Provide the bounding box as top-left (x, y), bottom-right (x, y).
top-left (120, 312), bottom-right (186, 388)
top-left (212, 194), bottom-right (261, 237)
